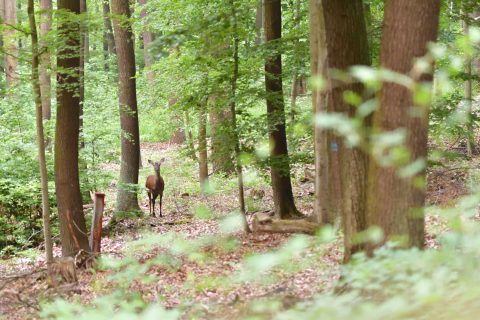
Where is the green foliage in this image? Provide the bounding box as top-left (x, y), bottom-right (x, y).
top-left (0, 88), bottom-right (53, 252)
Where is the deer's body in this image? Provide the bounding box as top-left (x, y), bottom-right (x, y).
top-left (146, 159), bottom-right (165, 217)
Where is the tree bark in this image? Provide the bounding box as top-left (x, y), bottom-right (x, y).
top-left (198, 104), bottom-right (209, 190)
top-left (230, 0), bottom-right (250, 232)
top-left (28, 0), bottom-right (53, 267)
top-left (168, 98), bottom-right (186, 144)
top-left (321, 0), bottom-right (371, 262)
top-left (463, 11), bottom-right (474, 156)
top-left (309, 0), bottom-right (330, 225)
top-left (39, 0), bottom-right (52, 120)
top-left (264, 0), bottom-right (301, 219)
top-left (255, 0), bottom-right (264, 44)
top-left (185, 111), bottom-right (197, 161)
top-left (103, 0), bottom-right (116, 60)
top-left (4, 0), bottom-right (17, 87)
top-left (112, 0), bottom-right (141, 213)
top-left (253, 212), bottom-right (320, 235)
top-left (289, 0), bottom-right (302, 122)
top-left (139, 0), bottom-right (154, 81)
top-left (366, 0), bottom-right (441, 250)
top-left (55, 0), bottom-right (90, 257)
top-left (210, 105), bottom-right (234, 174)
top-left (79, 0), bottom-right (87, 149)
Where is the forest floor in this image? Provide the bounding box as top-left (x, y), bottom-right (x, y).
top-left (0, 141), bottom-right (470, 319)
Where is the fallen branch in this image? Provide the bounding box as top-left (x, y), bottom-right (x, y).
top-left (252, 212), bottom-right (320, 235)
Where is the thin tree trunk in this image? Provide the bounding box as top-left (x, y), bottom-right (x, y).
top-left (230, 0), bottom-right (250, 232)
top-left (139, 0), bottom-right (154, 81)
top-left (255, 0), bottom-right (264, 44)
top-left (168, 98), bottom-right (186, 144)
top-left (264, 0), bottom-right (301, 219)
top-left (366, 0), bottom-right (441, 250)
top-left (0, 0), bottom-right (4, 94)
top-left (185, 111), bottom-right (197, 161)
top-left (39, 0), bottom-right (52, 120)
top-left (309, 0), bottom-right (330, 225)
top-left (290, 0), bottom-right (301, 122)
top-left (55, 0), bottom-right (90, 257)
top-left (103, 0), bottom-right (116, 62)
top-left (198, 104), bottom-right (209, 190)
top-left (112, 0), bottom-right (141, 213)
top-left (322, 0), bottom-right (371, 262)
top-left (81, 0), bottom-right (89, 62)
top-left (28, 0), bottom-right (53, 268)
top-left (4, 0), bottom-right (17, 87)
top-left (463, 12), bottom-right (474, 156)
top-left (79, 0), bottom-right (87, 149)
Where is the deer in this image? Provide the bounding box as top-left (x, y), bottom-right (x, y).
top-left (145, 159), bottom-right (165, 217)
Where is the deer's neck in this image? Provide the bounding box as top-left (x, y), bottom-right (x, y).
top-left (155, 170), bottom-right (161, 180)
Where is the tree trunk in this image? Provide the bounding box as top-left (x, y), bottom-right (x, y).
top-left (39, 0), bottom-right (52, 120)
top-left (0, 0), bottom-right (3, 91)
top-left (322, 0), bottom-right (371, 262)
top-left (210, 105), bottom-right (234, 175)
top-left (198, 104), bottom-right (209, 190)
top-left (185, 111), bottom-right (197, 161)
top-left (309, 0), bottom-right (330, 225)
top-left (139, 0), bottom-right (154, 81)
top-left (473, 12), bottom-right (480, 75)
top-left (103, 0), bottom-right (116, 59)
top-left (79, 0), bottom-right (87, 149)
top-left (28, 0), bottom-right (53, 267)
top-left (4, 0), bottom-right (17, 87)
top-left (463, 11), bottom-right (474, 156)
top-left (168, 98), bottom-right (186, 144)
top-left (255, 0), bottom-right (264, 44)
top-left (81, 0), bottom-right (89, 62)
top-left (55, 0), bottom-right (90, 257)
top-left (289, 0), bottom-right (302, 122)
top-left (264, 0), bottom-right (301, 219)
top-left (230, 0), bottom-right (250, 232)
top-left (366, 0), bottom-right (441, 250)
top-left (112, 0), bottom-right (141, 213)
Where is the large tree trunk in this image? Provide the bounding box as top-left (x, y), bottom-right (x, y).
top-left (4, 0), bottom-right (17, 87)
top-left (55, 0), bottom-right (90, 257)
top-left (39, 0), bottom-right (52, 120)
top-left (366, 0), bottom-right (441, 250)
top-left (321, 0), bottom-right (371, 262)
top-left (28, 0), bottom-right (53, 267)
top-left (264, 0), bottom-right (301, 219)
top-left (139, 0), bottom-right (154, 81)
top-left (112, 0), bottom-right (141, 213)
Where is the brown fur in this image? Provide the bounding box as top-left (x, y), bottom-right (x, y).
top-left (146, 159), bottom-right (165, 217)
